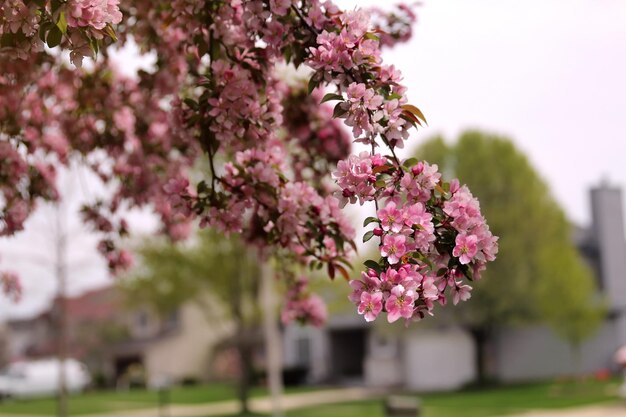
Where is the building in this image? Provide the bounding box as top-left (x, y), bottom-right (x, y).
top-left (5, 286), bottom-right (232, 387)
top-left (283, 182), bottom-right (626, 390)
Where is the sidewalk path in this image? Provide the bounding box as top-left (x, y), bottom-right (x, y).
top-left (0, 387), bottom-right (388, 417)
top-left (505, 403), bottom-right (626, 417)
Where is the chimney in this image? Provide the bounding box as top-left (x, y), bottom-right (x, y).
top-left (590, 183), bottom-right (626, 311)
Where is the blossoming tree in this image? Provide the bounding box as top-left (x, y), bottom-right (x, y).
top-left (0, 0), bottom-right (498, 325)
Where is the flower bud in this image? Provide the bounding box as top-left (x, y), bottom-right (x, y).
top-left (411, 162), bottom-right (424, 176)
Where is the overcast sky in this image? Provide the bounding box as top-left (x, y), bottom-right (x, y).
top-left (2, 0), bottom-right (625, 319)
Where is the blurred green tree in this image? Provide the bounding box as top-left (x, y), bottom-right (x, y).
top-left (415, 130), bottom-right (605, 383)
top-left (121, 231), bottom-right (259, 414)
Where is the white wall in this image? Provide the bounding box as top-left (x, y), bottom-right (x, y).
top-left (402, 327), bottom-right (475, 391)
top-left (493, 322), bottom-right (619, 382)
top-left (365, 333), bottom-right (403, 387)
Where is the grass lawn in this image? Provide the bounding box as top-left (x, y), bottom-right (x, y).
top-left (0, 378), bottom-right (619, 416)
top-left (0, 383), bottom-right (316, 415)
top-left (210, 378), bottom-right (621, 417)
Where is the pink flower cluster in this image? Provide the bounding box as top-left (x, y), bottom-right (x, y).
top-left (351, 263), bottom-right (472, 323)
top-left (282, 276), bottom-right (328, 327)
top-left (182, 143), bottom-right (356, 266)
top-left (0, 0), bottom-right (121, 64)
top-left (369, 4), bottom-right (418, 47)
top-left (67, 0), bottom-right (122, 31)
top-left (347, 161), bottom-right (498, 323)
top-left (307, 10), bottom-right (412, 145)
top-left (0, 1), bottom-right (41, 58)
top-left (332, 152), bottom-right (385, 206)
top-left (283, 86), bottom-right (352, 176)
top-left (0, 1), bottom-right (39, 38)
top-left (445, 182), bottom-right (499, 266)
top-left (300, 2), bottom-right (498, 323)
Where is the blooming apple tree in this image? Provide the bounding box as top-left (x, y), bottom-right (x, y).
top-left (0, 0), bottom-right (497, 325)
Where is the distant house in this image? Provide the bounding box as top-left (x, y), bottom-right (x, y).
top-left (108, 297), bottom-right (232, 386)
top-left (6, 312), bottom-right (55, 360)
top-left (6, 286), bottom-right (231, 386)
top-left (283, 182), bottom-right (626, 391)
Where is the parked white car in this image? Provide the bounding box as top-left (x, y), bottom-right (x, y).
top-left (0, 359), bottom-right (91, 399)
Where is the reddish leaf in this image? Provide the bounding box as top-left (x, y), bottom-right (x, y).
top-left (372, 164), bottom-right (393, 174)
top-left (401, 104), bottom-right (428, 125)
top-left (335, 264), bottom-right (350, 281)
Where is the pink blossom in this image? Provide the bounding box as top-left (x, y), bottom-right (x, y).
top-left (385, 284), bottom-right (415, 323)
top-left (332, 152), bottom-right (382, 206)
top-left (67, 0), bottom-right (123, 30)
top-left (421, 276), bottom-right (439, 302)
top-left (349, 269), bottom-right (381, 303)
top-left (358, 291), bottom-right (383, 322)
top-left (380, 234), bottom-right (407, 265)
top-left (113, 106), bottom-right (136, 135)
top-left (282, 277), bottom-right (328, 327)
top-left (270, 0), bottom-right (293, 16)
top-left (452, 283), bottom-right (472, 305)
top-left (377, 201), bottom-right (404, 233)
top-left (453, 233), bottom-right (479, 265)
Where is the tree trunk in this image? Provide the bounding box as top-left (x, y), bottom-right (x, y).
top-left (261, 261), bottom-right (283, 417)
top-left (469, 326), bottom-right (491, 386)
top-left (570, 343), bottom-right (582, 381)
top-left (236, 326), bottom-right (253, 415)
top-left (55, 205), bottom-right (68, 417)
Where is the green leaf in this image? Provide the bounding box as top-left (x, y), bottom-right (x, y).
top-left (50, 0), bottom-right (62, 14)
top-left (462, 264), bottom-right (474, 281)
top-left (104, 24), bottom-right (118, 42)
top-left (403, 158), bottom-right (419, 168)
top-left (363, 217), bottom-right (379, 227)
top-left (332, 103), bottom-right (347, 118)
top-left (364, 32), bottom-right (380, 42)
top-left (363, 260), bottom-right (381, 272)
top-left (183, 98), bottom-right (198, 111)
top-left (308, 74), bottom-right (321, 94)
top-left (321, 93), bottom-right (344, 104)
top-left (197, 180), bottom-right (208, 194)
top-left (89, 37), bottom-right (99, 55)
top-left (374, 179), bottom-right (386, 188)
top-left (362, 230), bottom-right (375, 243)
top-left (46, 26), bottom-right (63, 48)
top-left (56, 11), bottom-right (67, 34)
top-left (39, 21), bottom-right (54, 42)
top-left (0, 33), bottom-right (14, 48)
